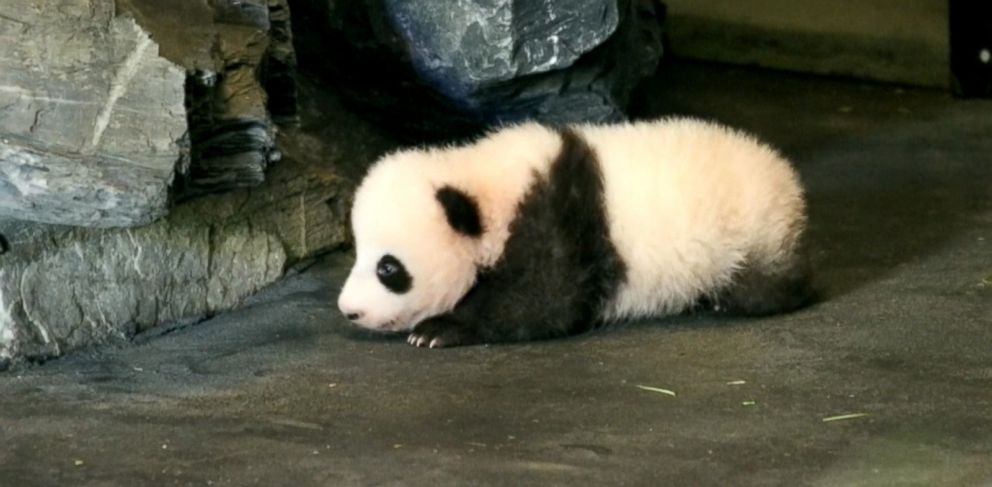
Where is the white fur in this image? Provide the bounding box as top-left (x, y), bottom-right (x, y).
top-left (338, 118), bottom-right (806, 331)
top-left (582, 120), bottom-right (805, 321)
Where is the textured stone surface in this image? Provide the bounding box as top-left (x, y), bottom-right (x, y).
top-left (0, 153), bottom-right (348, 366)
top-left (0, 69), bottom-right (393, 367)
top-left (291, 0), bottom-right (665, 139)
top-left (386, 0), bottom-right (619, 99)
top-left (119, 0), bottom-right (299, 196)
top-left (0, 0), bottom-right (370, 366)
top-left (0, 0), bottom-right (187, 227)
top-left (0, 153), bottom-right (350, 365)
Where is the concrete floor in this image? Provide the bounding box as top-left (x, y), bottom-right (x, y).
top-left (2, 62), bottom-right (991, 486)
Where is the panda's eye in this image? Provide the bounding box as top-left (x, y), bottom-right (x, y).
top-left (376, 254), bottom-right (411, 294)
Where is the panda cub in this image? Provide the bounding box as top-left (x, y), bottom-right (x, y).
top-left (338, 118), bottom-right (812, 348)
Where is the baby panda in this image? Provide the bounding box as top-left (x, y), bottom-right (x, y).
top-left (337, 118), bottom-right (813, 348)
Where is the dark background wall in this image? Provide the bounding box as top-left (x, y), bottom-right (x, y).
top-left (663, 0), bottom-right (949, 88)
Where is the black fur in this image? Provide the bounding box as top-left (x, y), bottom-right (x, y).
top-left (411, 128), bottom-right (627, 347)
top-left (377, 254), bottom-right (412, 294)
top-left (436, 186), bottom-right (483, 237)
top-left (713, 249), bottom-right (815, 316)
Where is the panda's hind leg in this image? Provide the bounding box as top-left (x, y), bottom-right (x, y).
top-left (713, 251), bottom-right (814, 316)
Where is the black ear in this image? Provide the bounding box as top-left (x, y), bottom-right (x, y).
top-left (436, 186), bottom-right (483, 237)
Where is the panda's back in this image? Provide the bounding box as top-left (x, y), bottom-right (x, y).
top-left (576, 119), bottom-right (806, 321)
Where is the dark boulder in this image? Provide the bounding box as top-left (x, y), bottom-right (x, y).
top-left (291, 0), bottom-right (665, 140)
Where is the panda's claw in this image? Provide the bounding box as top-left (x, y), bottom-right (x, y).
top-left (409, 316), bottom-right (482, 348)
top-left (405, 331), bottom-right (445, 348)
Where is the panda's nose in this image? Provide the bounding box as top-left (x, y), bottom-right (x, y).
top-left (336, 283), bottom-right (363, 322)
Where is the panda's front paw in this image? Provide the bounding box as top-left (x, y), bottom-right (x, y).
top-left (408, 317), bottom-right (479, 348)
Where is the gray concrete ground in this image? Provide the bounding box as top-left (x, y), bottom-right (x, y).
top-left (2, 62), bottom-right (991, 486)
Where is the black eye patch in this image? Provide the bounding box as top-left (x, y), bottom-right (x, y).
top-left (376, 254), bottom-right (412, 294)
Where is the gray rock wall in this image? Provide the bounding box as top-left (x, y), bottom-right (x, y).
top-left (0, 155), bottom-right (352, 367)
top-left (0, 1), bottom-right (370, 368)
top-left (0, 1), bottom-right (187, 227)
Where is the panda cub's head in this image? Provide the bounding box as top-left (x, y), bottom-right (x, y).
top-left (337, 151), bottom-right (484, 332)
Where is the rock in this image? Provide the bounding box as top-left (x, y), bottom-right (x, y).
top-left (119, 0), bottom-right (300, 196)
top-left (290, 0), bottom-right (665, 139)
top-left (0, 1), bottom-right (378, 366)
top-left (0, 0), bottom-right (188, 228)
top-left (387, 0), bottom-right (620, 99)
top-left (0, 0), bottom-right (304, 226)
top-left (0, 69), bottom-right (395, 367)
top-left (0, 137), bottom-right (353, 366)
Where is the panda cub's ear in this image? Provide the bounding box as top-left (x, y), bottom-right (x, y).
top-left (436, 185), bottom-right (483, 237)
